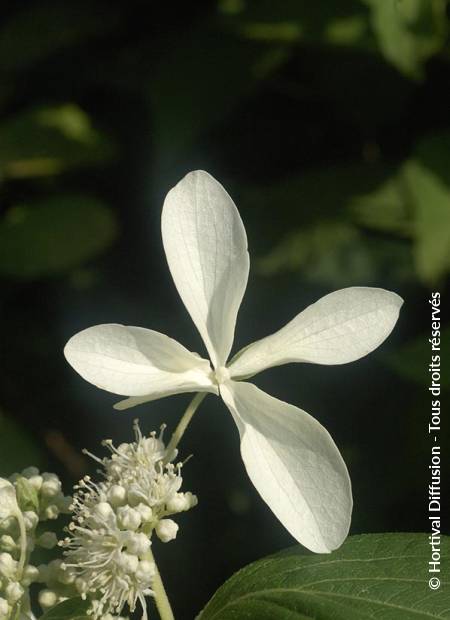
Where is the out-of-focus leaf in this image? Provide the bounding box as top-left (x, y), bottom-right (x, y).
top-left (0, 1), bottom-right (119, 74)
top-left (406, 131), bottom-right (450, 283)
top-left (404, 159), bottom-right (450, 283)
top-left (221, 0), bottom-right (370, 47)
top-left (0, 104), bottom-right (114, 179)
top-left (249, 163), bottom-right (417, 285)
top-left (258, 221), bottom-right (376, 285)
top-left (348, 131), bottom-right (450, 284)
top-left (0, 195), bottom-right (118, 279)
top-left (351, 174), bottom-right (412, 236)
top-left (40, 598), bottom-right (89, 620)
top-left (258, 220), bottom-right (414, 286)
top-left (385, 327), bottom-right (450, 388)
top-left (199, 533), bottom-right (450, 620)
top-left (148, 18), bottom-right (290, 168)
top-left (0, 409), bottom-right (44, 472)
top-left (364, 0), bottom-right (447, 79)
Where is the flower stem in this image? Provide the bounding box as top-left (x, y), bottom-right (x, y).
top-left (16, 508), bottom-right (27, 578)
top-left (164, 392), bottom-right (207, 464)
top-left (148, 547), bottom-right (175, 620)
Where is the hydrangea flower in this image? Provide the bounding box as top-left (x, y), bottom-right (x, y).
top-left (64, 171), bottom-right (403, 553)
top-left (60, 421), bottom-right (197, 619)
top-left (0, 470), bottom-right (71, 619)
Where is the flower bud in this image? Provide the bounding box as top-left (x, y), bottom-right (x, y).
top-left (28, 475), bottom-right (43, 491)
top-left (22, 564), bottom-right (39, 586)
top-left (0, 479), bottom-right (19, 521)
top-left (117, 552), bottom-right (138, 574)
top-left (5, 581), bottom-right (24, 604)
top-left (0, 597), bottom-right (9, 618)
top-left (44, 505), bottom-right (59, 520)
top-left (23, 511), bottom-right (39, 531)
top-left (41, 477), bottom-right (62, 498)
top-left (136, 559), bottom-right (155, 584)
top-left (38, 589), bottom-right (58, 609)
top-left (107, 485), bottom-right (127, 507)
top-left (0, 535), bottom-right (16, 553)
top-left (21, 467), bottom-right (39, 478)
top-left (155, 519), bottom-right (179, 543)
top-left (123, 532), bottom-right (151, 556)
top-left (117, 506), bottom-right (141, 531)
top-left (135, 503), bottom-right (153, 523)
top-left (36, 532), bottom-right (58, 549)
top-left (0, 553), bottom-right (17, 579)
top-left (94, 502), bottom-right (114, 521)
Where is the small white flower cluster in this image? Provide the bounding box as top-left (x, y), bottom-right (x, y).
top-left (60, 421), bottom-right (197, 619)
top-left (0, 468), bottom-right (71, 619)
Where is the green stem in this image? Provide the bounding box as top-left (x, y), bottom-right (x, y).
top-left (16, 509), bottom-right (27, 578)
top-left (148, 547), bottom-right (175, 620)
top-left (163, 392), bottom-right (207, 464)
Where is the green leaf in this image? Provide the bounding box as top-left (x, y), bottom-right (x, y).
top-left (405, 133), bottom-right (450, 283)
top-left (40, 598), bottom-right (89, 620)
top-left (350, 174), bottom-right (412, 237)
top-left (0, 104), bottom-right (114, 178)
top-left (0, 195), bottom-right (118, 279)
top-left (14, 477), bottom-right (39, 512)
top-left (364, 0), bottom-right (447, 79)
top-left (198, 533), bottom-right (450, 619)
top-left (385, 327), bottom-right (450, 389)
top-left (221, 0), bottom-right (370, 47)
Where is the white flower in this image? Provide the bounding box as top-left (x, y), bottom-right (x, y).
top-left (61, 422), bottom-right (196, 618)
top-left (61, 475), bottom-right (154, 619)
top-left (64, 170), bottom-right (403, 553)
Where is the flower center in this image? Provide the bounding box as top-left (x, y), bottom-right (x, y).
top-left (214, 366), bottom-right (230, 385)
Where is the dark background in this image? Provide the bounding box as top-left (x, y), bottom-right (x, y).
top-left (0, 1), bottom-right (449, 617)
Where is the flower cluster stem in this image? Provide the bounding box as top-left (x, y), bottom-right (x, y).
top-left (148, 547), bottom-right (175, 620)
top-left (163, 392), bottom-right (207, 465)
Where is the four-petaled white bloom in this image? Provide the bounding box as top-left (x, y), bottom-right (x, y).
top-left (60, 422), bottom-right (197, 619)
top-left (64, 171), bottom-right (403, 553)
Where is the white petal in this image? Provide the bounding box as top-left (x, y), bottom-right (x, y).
top-left (64, 324), bottom-right (217, 400)
top-left (161, 170), bottom-right (249, 367)
top-left (220, 381), bottom-right (352, 553)
top-left (229, 287), bottom-right (403, 378)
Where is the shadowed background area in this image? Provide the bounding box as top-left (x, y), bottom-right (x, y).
top-left (0, 0), bottom-right (449, 617)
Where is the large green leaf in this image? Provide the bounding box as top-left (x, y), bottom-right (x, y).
top-left (198, 534), bottom-right (449, 619)
top-left (0, 195), bottom-right (118, 279)
top-left (0, 104), bottom-right (114, 178)
top-left (40, 598), bottom-right (89, 620)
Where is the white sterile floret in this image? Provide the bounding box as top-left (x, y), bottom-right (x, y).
top-left (0, 597), bottom-right (8, 617)
top-left (64, 170), bottom-right (404, 553)
top-left (61, 421), bottom-right (197, 619)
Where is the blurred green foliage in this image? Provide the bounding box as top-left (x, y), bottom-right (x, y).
top-left (0, 0), bottom-right (449, 617)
